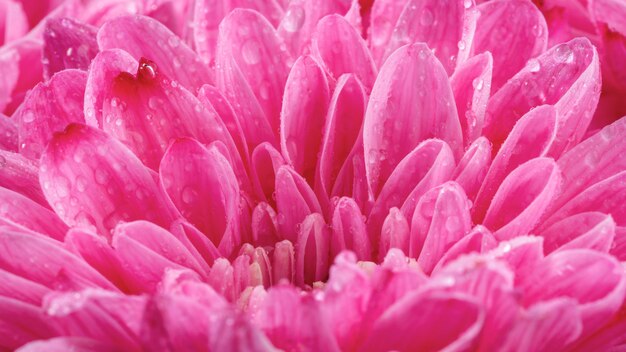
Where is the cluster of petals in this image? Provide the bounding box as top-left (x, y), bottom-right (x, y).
top-left (1, 0), bottom-right (626, 350)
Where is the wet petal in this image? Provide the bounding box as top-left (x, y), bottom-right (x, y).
top-left (368, 0), bottom-right (408, 65)
top-left (452, 136), bottom-right (491, 201)
top-left (0, 297), bottom-right (58, 350)
top-left (330, 197), bottom-right (371, 261)
top-left (364, 43), bottom-right (462, 195)
top-left (432, 225), bottom-right (497, 274)
top-left (0, 150), bottom-right (47, 206)
top-left (379, 207), bottom-right (410, 260)
top-left (251, 202), bottom-right (279, 247)
top-left (0, 113), bottom-right (17, 151)
top-left (251, 142), bottom-right (285, 204)
top-left (0, 187), bottom-right (67, 240)
top-left (295, 213), bottom-right (330, 286)
top-left (275, 166), bottom-right (322, 242)
top-left (43, 18), bottom-right (98, 79)
top-left (539, 212), bottom-right (615, 253)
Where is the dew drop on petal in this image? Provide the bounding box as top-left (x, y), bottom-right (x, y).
top-left (242, 40), bottom-right (261, 65)
top-left (526, 58), bottom-right (541, 73)
top-left (283, 6), bottom-right (305, 33)
top-left (420, 10), bottom-right (434, 26)
top-left (181, 186), bottom-right (198, 204)
top-left (22, 110), bottom-right (35, 123)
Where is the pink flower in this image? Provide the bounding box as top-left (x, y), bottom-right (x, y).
top-left (1, 0), bottom-right (626, 350)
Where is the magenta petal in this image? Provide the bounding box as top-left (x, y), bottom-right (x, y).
top-left (0, 39), bottom-right (43, 114)
top-left (216, 9), bottom-right (292, 149)
top-left (452, 137), bottom-right (492, 201)
top-left (208, 309), bottom-right (277, 351)
top-left (313, 14), bottom-right (377, 91)
top-left (487, 236), bottom-right (545, 285)
top-left (521, 249), bottom-right (626, 335)
top-left (42, 18), bottom-right (98, 79)
top-left (169, 221), bottom-right (222, 268)
top-left (275, 166), bottom-right (322, 242)
top-left (409, 182), bottom-right (472, 274)
top-left (0, 297), bottom-right (58, 350)
top-left (0, 268), bottom-right (50, 305)
top-left (379, 207), bottom-right (410, 260)
top-left (330, 197), bottom-right (371, 261)
top-left (383, 0), bottom-right (477, 74)
top-left (280, 55), bottom-right (329, 183)
top-left (39, 124), bottom-right (178, 238)
top-left (273, 240), bottom-right (295, 283)
top-left (295, 213), bottom-right (330, 286)
top-left (98, 15), bottom-right (212, 94)
top-left (483, 158), bottom-right (562, 241)
top-left (17, 69), bottom-right (86, 159)
top-left (251, 202), bottom-right (279, 248)
top-left (449, 52), bottom-right (493, 147)
top-left (0, 113), bottom-right (17, 151)
top-left (0, 150), bottom-right (47, 206)
top-left (539, 212), bottom-right (616, 253)
top-left (251, 142), bottom-right (286, 204)
top-left (368, 0), bottom-right (408, 65)
top-left (432, 225), bottom-right (497, 274)
top-left (0, 0), bottom-right (28, 46)
top-left (484, 37), bottom-right (600, 154)
top-left (362, 290), bottom-right (484, 352)
top-left (364, 43), bottom-right (462, 195)
top-left (0, 187), bottom-right (67, 240)
top-left (160, 138), bottom-right (241, 256)
top-left (17, 337), bottom-right (117, 352)
top-left (473, 0), bottom-right (548, 90)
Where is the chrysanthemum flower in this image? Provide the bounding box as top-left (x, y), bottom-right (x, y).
top-left (1, 0), bottom-right (626, 350)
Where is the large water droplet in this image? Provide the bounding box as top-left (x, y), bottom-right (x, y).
top-left (22, 110), bottom-right (35, 123)
top-left (283, 6), bottom-right (305, 33)
top-left (555, 45), bottom-right (574, 64)
top-left (137, 58), bottom-right (158, 82)
top-left (526, 58), bottom-right (541, 73)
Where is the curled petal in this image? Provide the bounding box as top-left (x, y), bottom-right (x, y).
top-left (251, 142), bottom-right (285, 204)
top-left (296, 213), bottom-right (330, 286)
top-left (330, 197), bottom-right (371, 261)
top-left (452, 137), bottom-right (491, 201)
top-left (0, 113), bottom-right (17, 151)
top-left (379, 207), bottom-right (410, 260)
top-left (275, 166), bottom-right (322, 242)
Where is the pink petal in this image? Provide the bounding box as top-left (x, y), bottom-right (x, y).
top-left (159, 138), bottom-right (241, 256)
top-left (39, 123), bottom-right (178, 238)
top-left (473, 0), bottom-right (548, 90)
top-left (539, 212), bottom-right (616, 253)
top-left (273, 240), bottom-right (295, 283)
top-left (367, 139), bottom-right (455, 253)
top-left (483, 158), bottom-right (562, 241)
top-left (499, 298), bottom-right (583, 351)
top-left (521, 249), bottom-right (626, 335)
top-left (409, 182), bottom-right (472, 274)
top-left (169, 220), bottom-right (222, 267)
top-left (44, 289), bottom-right (145, 350)
top-left (364, 43), bottom-right (462, 195)
top-left (432, 225), bottom-right (497, 274)
top-left (280, 55), bottom-right (329, 183)
top-left (16, 69), bottom-right (86, 159)
top-left (208, 309), bottom-right (278, 351)
top-left (487, 236), bottom-right (545, 286)
top-left (367, 0), bottom-right (408, 65)
top-left (591, 0), bottom-right (626, 91)
top-left (216, 9), bottom-right (292, 149)
top-left (98, 15), bottom-right (212, 94)
top-left (17, 337), bottom-right (117, 352)
top-left (382, 0), bottom-right (477, 74)
top-left (0, 229), bottom-right (114, 290)
top-left (553, 116), bottom-right (626, 212)
top-left (317, 74), bottom-right (366, 200)
top-left (0, 268), bottom-right (50, 305)
top-left (452, 136), bottom-right (492, 201)
top-left (0, 113), bottom-right (17, 151)
top-left (251, 202), bottom-right (279, 247)
top-left (330, 197), bottom-right (371, 261)
top-left (362, 290), bottom-right (484, 351)
top-left (0, 39), bottom-right (43, 114)
top-left (192, 0), bottom-right (283, 64)
top-left (0, 297), bottom-right (58, 350)
top-left (449, 52), bottom-right (493, 147)
top-left (484, 37), bottom-right (600, 154)
top-left (474, 105), bottom-right (558, 221)
top-left (296, 213), bottom-right (330, 286)
top-left (42, 18), bottom-right (98, 79)
top-left (0, 187), bottom-right (67, 240)
top-left (251, 142), bottom-right (286, 205)
top-left (379, 207), bottom-right (410, 260)
top-left (275, 166), bottom-right (322, 242)
top-left (0, 0), bottom-right (28, 46)
top-left (0, 150), bottom-right (47, 205)
top-left (312, 14), bottom-right (377, 91)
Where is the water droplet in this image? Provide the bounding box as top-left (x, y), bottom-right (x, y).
top-left (172, 57), bottom-right (181, 68)
top-left (259, 83), bottom-right (270, 100)
top-left (168, 36), bottom-right (180, 48)
top-left (242, 40), bottom-right (261, 65)
top-left (137, 58), bottom-right (158, 82)
top-left (457, 40), bottom-right (466, 51)
top-left (95, 168), bottom-right (109, 185)
top-left (472, 78), bottom-right (484, 90)
top-left (55, 176), bottom-right (70, 198)
top-left (420, 10), bottom-right (434, 26)
top-left (283, 6), bottom-right (305, 33)
top-left (555, 45), bottom-right (574, 64)
top-left (526, 58), bottom-right (540, 73)
top-left (22, 110), bottom-right (35, 123)
top-left (110, 97), bottom-right (119, 108)
top-left (148, 97), bottom-right (163, 110)
top-left (445, 216), bottom-right (460, 233)
top-left (181, 187), bottom-right (198, 204)
top-left (463, 0), bottom-right (472, 8)
top-left (76, 176), bottom-right (87, 192)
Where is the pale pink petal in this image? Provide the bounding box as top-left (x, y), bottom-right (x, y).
top-left (296, 213), bottom-right (330, 286)
top-left (273, 240), bottom-right (295, 283)
top-left (452, 136), bottom-right (492, 201)
top-left (483, 158), bottom-right (562, 241)
top-left (251, 142), bottom-right (286, 204)
top-left (280, 55), bottom-right (329, 183)
top-left (330, 197), bottom-right (371, 261)
top-left (473, 0), bottom-right (548, 90)
top-left (169, 220), bottom-right (222, 267)
top-left (44, 289), bottom-right (145, 350)
top-left (16, 69), bottom-right (86, 159)
top-left (17, 337), bottom-right (116, 352)
top-left (312, 14), bottom-right (377, 91)
top-left (0, 297), bottom-right (58, 350)
top-left (0, 187), bottom-right (67, 240)
top-left (0, 150), bottom-right (47, 205)
top-left (0, 229), bottom-right (115, 290)
top-left (487, 236), bottom-right (545, 285)
top-left (474, 105), bottom-right (558, 221)
top-left (378, 207), bottom-right (410, 260)
top-left (0, 113), bottom-right (17, 151)
top-left (192, 0), bottom-right (283, 64)
top-left (449, 52), bottom-right (493, 147)
top-left (362, 290), bottom-right (483, 351)
top-left (499, 298), bottom-right (583, 351)
top-left (206, 258), bottom-right (236, 300)
top-left (484, 38), bottom-right (600, 155)
top-left (39, 124), bottom-right (178, 238)
top-left (98, 15), bottom-right (212, 93)
top-left (42, 18), bottom-right (98, 79)
top-left (539, 212), bottom-right (615, 253)
top-left (216, 9), bottom-right (292, 149)
top-left (364, 43), bottom-right (462, 195)
top-left (409, 182), bottom-right (472, 274)
top-left (432, 225), bottom-right (497, 274)
top-left (0, 39), bottom-right (43, 114)
top-left (0, 0), bottom-right (28, 46)
top-left (317, 74), bottom-right (366, 200)
top-left (251, 202), bottom-right (279, 247)
top-left (160, 138), bottom-right (241, 256)
top-left (275, 166), bottom-right (322, 242)
top-left (521, 249), bottom-right (626, 335)
top-left (367, 139), bottom-right (455, 253)
top-left (367, 0), bottom-right (407, 65)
